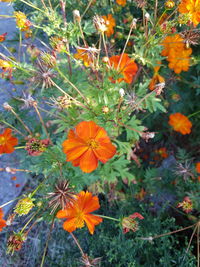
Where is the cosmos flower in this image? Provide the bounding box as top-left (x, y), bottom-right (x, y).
top-left (102, 14), bottom-right (116, 37)
top-left (56, 191), bottom-right (102, 234)
top-left (0, 208), bottom-right (6, 232)
top-left (62, 121), bottom-right (116, 173)
top-left (108, 53), bottom-right (138, 84)
top-left (116, 0), bottom-right (127, 7)
top-left (168, 113), bottom-right (192, 135)
top-left (178, 0), bottom-right (200, 27)
top-left (0, 128), bottom-right (18, 154)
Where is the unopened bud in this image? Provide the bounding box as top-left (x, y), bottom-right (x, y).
top-left (119, 88), bottom-right (125, 97)
top-left (131, 18), bottom-right (137, 29)
top-left (145, 13), bottom-right (150, 20)
top-left (3, 102), bottom-right (12, 110)
top-left (73, 10), bottom-right (81, 23)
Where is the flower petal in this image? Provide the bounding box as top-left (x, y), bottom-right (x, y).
top-left (76, 121), bottom-right (99, 140)
top-left (84, 214), bottom-right (102, 234)
top-left (79, 149), bottom-right (98, 173)
top-left (63, 218), bottom-right (77, 232)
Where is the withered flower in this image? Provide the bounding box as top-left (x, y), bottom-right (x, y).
top-left (7, 232), bottom-right (27, 255)
top-left (134, 0), bottom-right (146, 8)
top-left (14, 196), bottom-right (35, 216)
top-left (93, 15), bottom-right (107, 33)
top-left (29, 58), bottom-right (55, 89)
top-left (47, 180), bottom-right (76, 214)
top-left (25, 137), bottom-right (50, 156)
top-left (174, 161), bottom-right (194, 180)
top-left (180, 30), bottom-right (200, 48)
top-left (80, 254), bottom-right (101, 267)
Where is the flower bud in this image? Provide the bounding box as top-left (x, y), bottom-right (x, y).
top-left (119, 88), bottom-right (125, 97)
top-left (73, 10), bottom-right (81, 23)
top-left (145, 13), bottom-right (150, 20)
top-left (3, 102), bottom-right (12, 110)
top-left (14, 197), bottom-right (35, 216)
top-left (165, 0), bottom-right (175, 9)
top-left (7, 232), bottom-right (26, 255)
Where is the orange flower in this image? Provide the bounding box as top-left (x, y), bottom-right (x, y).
top-left (149, 74), bottom-right (165, 91)
top-left (56, 191), bottom-right (102, 234)
top-left (0, 128), bottom-right (18, 154)
top-left (179, 0), bottom-right (200, 26)
top-left (161, 34), bottom-right (192, 74)
top-left (109, 53), bottom-right (138, 84)
top-left (155, 147), bottom-right (168, 158)
top-left (177, 197), bottom-right (193, 213)
top-left (0, 208), bottom-right (7, 232)
top-left (196, 162), bottom-right (200, 180)
top-left (62, 121), bottom-right (116, 173)
top-left (168, 113), bottom-right (192, 135)
top-left (196, 162), bottom-right (200, 173)
top-left (0, 33), bottom-right (7, 42)
top-left (102, 14), bottom-right (116, 37)
top-left (74, 47), bottom-right (97, 67)
top-left (0, 59), bottom-right (13, 78)
top-left (116, 0), bottom-right (127, 6)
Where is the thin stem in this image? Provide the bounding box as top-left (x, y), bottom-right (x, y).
top-left (0, 197), bottom-right (21, 209)
top-left (40, 217), bottom-right (55, 267)
top-left (102, 33), bottom-right (111, 67)
top-left (30, 175), bottom-right (50, 197)
top-left (188, 110), bottom-right (200, 118)
top-left (117, 21), bottom-right (135, 71)
top-left (33, 103), bottom-right (53, 145)
top-left (18, 0), bottom-right (45, 13)
top-left (81, 0), bottom-right (94, 19)
top-left (18, 30), bottom-right (22, 62)
top-left (50, 79), bottom-right (88, 110)
top-left (78, 21), bottom-right (87, 47)
top-left (148, 224), bottom-right (196, 240)
top-left (154, 0), bottom-right (158, 21)
top-left (56, 67), bottom-right (90, 106)
top-left (10, 109), bottom-right (32, 135)
top-left (40, 0), bottom-right (48, 10)
top-left (197, 223), bottom-right (200, 267)
top-left (186, 224), bottom-right (198, 253)
top-left (94, 214), bottom-right (120, 222)
top-left (20, 211), bottom-right (40, 233)
top-left (70, 232), bottom-right (84, 256)
top-left (60, 0), bottom-right (67, 27)
top-left (0, 167), bottom-right (31, 173)
top-left (0, 120), bottom-right (26, 137)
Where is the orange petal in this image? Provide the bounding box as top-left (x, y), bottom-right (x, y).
top-left (62, 139), bottom-right (86, 153)
top-left (63, 218), bottom-right (77, 232)
top-left (66, 145), bottom-right (89, 161)
top-left (0, 219), bottom-right (6, 231)
top-left (94, 142), bottom-right (116, 163)
top-left (84, 214), bottom-right (102, 234)
top-left (79, 149), bottom-right (98, 173)
top-left (56, 209), bottom-right (68, 219)
top-left (76, 121), bottom-right (99, 140)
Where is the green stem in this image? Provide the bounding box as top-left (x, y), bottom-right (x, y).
top-left (18, 0), bottom-right (45, 13)
top-left (94, 214), bottom-right (120, 222)
top-left (0, 119), bottom-right (26, 137)
top-left (188, 110), bottom-right (200, 118)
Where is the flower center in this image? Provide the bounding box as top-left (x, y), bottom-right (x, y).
top-left (0, 136), bottom-right (6, 145)
top-left (87, 139), bottom-right (99, 149)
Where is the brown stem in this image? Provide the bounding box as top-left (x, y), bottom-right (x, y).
top-left (0, 167), bottom-right (32, 173)
top-left (70, 232), bottom-right (85, 256)
top-left (117, 21), bottom-right (135, 71)
top-left (81, 0), bottom-right (94, 19)
top-left (10, 109), bottom-right (32, 135)
top-left (33, 103), bottom-right (53, 145)
top-left (40, 217), bottom-right (55, 267)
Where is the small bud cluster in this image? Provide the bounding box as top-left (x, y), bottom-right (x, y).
top-left (25, 137), bottom-right (50, 156)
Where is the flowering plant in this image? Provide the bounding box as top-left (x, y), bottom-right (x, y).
top-left (0, 0), bottom-right (200, 265)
